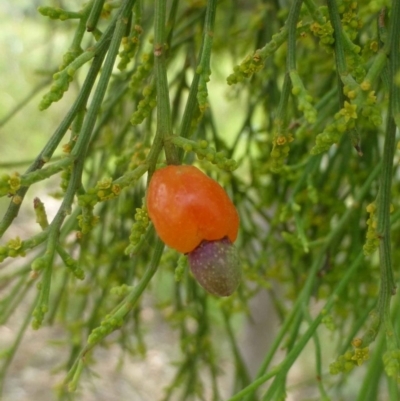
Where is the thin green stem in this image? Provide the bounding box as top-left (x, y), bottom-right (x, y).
top-left (71, 6), bottom-right (132, 159)
top-left (230, 252), bottom-right (364, 401)
top-left (0, 36), bottom-right (110, 237)
top-left (326, 0), bottom-right (348, 77)
top-left (86, 0), bottom-right (106, 32)
top-left (177, 0), bottom-right (216, 155)
top-left (388, 0), bottom-right (400, 126)
top-left (286, 0), bottom-right (303, 72)
top-left (375, 3), bottom-right (399, 324)
top-left (376, 114), bottom-right (397, 323)
top-left (222, 310), bottom-right (252, 387)
top-left (243, 161), bottom-right (381, 401)
top-left (0, 293), bottom-right (39, 395)
top-left (276, 73), bottom-right (292, 125)
top-left (149, 0), bottom-right (179, 172)
top-left (65, 238), bottom-right (164, 390)
top-left (19, 158), bottom-right (72, 187)
top-left (70, 1), bottom-right (93, 51)
top-left (0, 79), bottom-right (51, 128)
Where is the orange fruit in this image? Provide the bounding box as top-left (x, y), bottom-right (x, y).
top-left (146, 165), bottom-right (239, 254)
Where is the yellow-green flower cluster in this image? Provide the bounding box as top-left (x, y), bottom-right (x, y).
top-left (321, 309), bottom-right (336, 331)
top-left (359, 88), bottom-right (382, 127)
top-left (346, 51), bottom-right (365, 83)
top-left (59, 47), bottom-right (83, 72)
top-left (37, 6), bottom-right (81, 21)
top-left (129, 53), bottom-right (154, 90)
top-left (383, 349), bottom-right (400, 382)
top-left (114, 142), bottom-right (149, 171)
top-left (309, 18), bottom-right (334, 48)
top-left (196, 65), bottom-right (211, 113)
top-left (110, 284), bottom-right (134, 297)
top-left (31, 254), bottom-right (52, 272)
top-left (124, 205), bottom-right (149, 256)
top-left (128, 142), bottom-right (149, 170)
top-left (60, 166), bottom-right (72, 193)
top-left (171, 137), bottom-right (238, 171)
top-left (330, 346), bottom-right (369, 374)
top-left (34, 198), bottom-right (49, 230)
top-left (363, 202), bottom-right (379, 255)
top-left (227, 27), bottom-right (288, 85)
top-left (78, 178), bottom-right (122, 209)
top-left (290, 71), bottom-right (317, 123)
top-left (0, 172), bottom-right (21, 197)
top-left (88, 314), bottom-right (124, 345)
top-left (130, 84), bottom-right (157, 125)
top-left (118, 25), bottom-right (143, 70)
top-left (0, 237), bottom-right (26, 263)
top-left (39, 70), bottom-right (74, 111)
top-left (77, 206), bottom-right (100, 235)
top-left (32, 302), bottom-right (49, 330)
top-left (59, 251), bottom-right (85, 279)
top-left (364, 202), bottom-right (394, 255)
top-left (281, 231), bottom-right (303, 252)
top-left (311, 101), bottom-right (358, 154)
top-left (103, 0), bottom-right (122, 15)
top-left (270, 133), bottom-right (294, 173)
top-left (338, 0), bottom-right (362, 41)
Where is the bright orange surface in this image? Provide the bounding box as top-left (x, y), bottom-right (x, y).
top-left (146, 165), bottom-right (239, 253)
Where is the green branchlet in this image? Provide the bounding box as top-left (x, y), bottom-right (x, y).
top-left (290, 70), bottom-right (317, 123)
top-left (170, 136), bottom-right (238, 171)
top-left (227, 27), bottom-right (288, 85)
top-left (311, 84), bottom-right (382, 154)
top-left (383, 349), bottom-right (400, 382)
top-left (129, 52), bottom-right (154, 90)
top-left (309, 16), bottom-right (335, 48)
top-left (270, 125), bottom-right (294, 173)
top-left (193, 0), bottom-right (217, 114)
top-left (321, 309), bottom-right (336, 331)
top-left (330, 310), bottom-right (381, 375)
top-left (77, 207), bottom-right (100, 235)
top-left (124, 203), bottom-right (149, 256)
top-left (87, 314), bottom-right (124, 344)
top-left (39, 51), bottom-right (95, 111)
top-left (34, 198), bottom-right (49, 230)
top-left (78, 178), bottom-right (122, 212)
top-left (0, 159), bottom-right (73, 199)
top-left (103, 1), bottom-right (122, 13)
top-left (86, 0), bottom-right (106, 32)
top-left (118, 25), bottom-right (143, 70)
top-left (60, 167), bottom-right (72, 193)
top-left (130, 83), bottom-right (157, 125)
top-left (110, 284), bottom-right (134, 297)
top-left (59, 48), bottom-right (84, 74)
top-left (175, 255), bottom-right (187, 282)
top-left (77, 164), bottom-right (148, 210)
top-left (337, 0), bottom-right (362, 41)
top-left (57, 246), bottom-right (85, 280)
top-left (115, 142), bottom-right (150, 171)
top-left (197, 65), bottom-right (211, 113)
top-left (31, 241), bottom-right (56, 329)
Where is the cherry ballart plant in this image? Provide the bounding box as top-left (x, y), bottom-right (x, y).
top-left (1, 0), bottom-right (400, 400)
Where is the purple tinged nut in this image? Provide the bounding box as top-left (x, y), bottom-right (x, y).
top-left (188, 237), bottom-right (241, 297)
